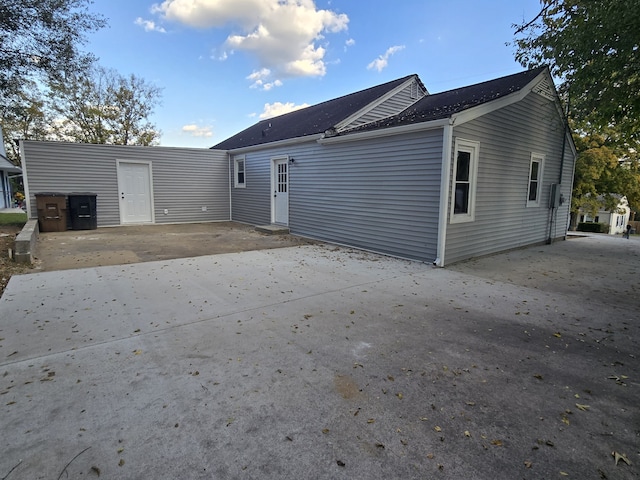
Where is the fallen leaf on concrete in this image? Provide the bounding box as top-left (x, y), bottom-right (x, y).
top-left (396, 393), bottom-right (403, 399)
top-left (90, 465), bottom-right (101, 476)
top-left (491, 440), bottom-right (503, 446)
top-left (533, 374), bottom-right (543, 380)
top-left (553, 332), bottom-right (562, 338)
top-left (575, 403), bottom-right (590, 411)
top-left (560, 471), bottom-right (568, 476)
top-left (464, 430), bottom-right (471, 437)
top-left (367, 418), bottom-right (375, 424)
top-left (133, 350), bottom-right (142, 355)
top-left (434, 426), bottom-right (442, 432)
top-left (612, 451), bottom-right (631, 466)
top-left (322, 428), bottom-right (329, 434)
top-left (524, 460), bottom-right (532, 469)
top-left (118, 459), bottom-right (125, 467)
top-left (426, 453), bottom-right (434, 459)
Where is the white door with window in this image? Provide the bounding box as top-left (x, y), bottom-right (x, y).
top-left (272, 157), bottom-right (289, 225)
top-left (117, 161), bottom-right (153, 224)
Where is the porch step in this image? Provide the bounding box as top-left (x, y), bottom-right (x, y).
top-left (255, 224), bottom-right (290, 235)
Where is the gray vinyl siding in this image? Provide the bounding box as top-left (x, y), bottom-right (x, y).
top-left (230, 151), bottom-right (273, 225)
top-left (233, 129), bottom-right (443, 262)
top-left (346, 81), bottom-right (426, 129)
top-left (22, 141), bottom-right (229, 227)
top-left (444, 92), bottom-right (575, 264)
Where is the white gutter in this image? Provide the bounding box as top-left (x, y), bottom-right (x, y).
top-left (225, 134), bottom-right (324, 155)
top-left (227, 153), bottom-right (233, 221)
top-left (317, 118), bottom-right (450, 145)
top-left (434, 120), bottom-right (454, 267)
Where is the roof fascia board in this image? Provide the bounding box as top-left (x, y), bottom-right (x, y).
top-left (334, 76), bottom-right (419, 132)
top-left (225, 133), bottom-right (324, 154)
top-left (317, 118), bottom-right (450, 145)
top-left (451, 70), bottom-right (549, 126)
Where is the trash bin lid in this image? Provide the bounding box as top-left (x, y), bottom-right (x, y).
top-left (68, 192), bottom-right (97, 197)
top-left (35, 192), bottom-right (66, 197)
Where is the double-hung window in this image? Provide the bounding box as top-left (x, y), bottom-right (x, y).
top-left (527, 153), bottom-right (544, 207)
top-left (234, 156), bottom-right (246, 188)
top-left (450, 139), bottom-right (479, 223)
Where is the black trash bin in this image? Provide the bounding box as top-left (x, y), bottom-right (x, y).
top-left (35, 192), bottom-right (68, 232)
top-left (68, 193), bottom-right (97, 230)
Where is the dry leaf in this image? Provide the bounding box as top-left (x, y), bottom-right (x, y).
top-left (133, 349), bottom-right (142, 355)
top-left (118, 459), bottom-right (125, 467)
top-left (491, 439), bottom-right (503, 446)
top-left (524, 461), bottom-right (532, 469)
top-left (117, 447), bottom-right (124, 454)
top-left (533, 374), bottom-right (543, 380)
top-left (575, 403), bottom-right (590, 411)
top-left (464, 430), bottom-right (471, 437)
top-left (561, 416), bottom-right (570, 425)
top-left (434, 426), bottom-right (442, 432)
top-left (612, 451), bottom-right (631, 466)
top-left (322, 428), bottom-right (329, 434)
top-left (553, 332), bottom-right (562, 338)
top-left (419, 417), bottom-right (429, 421)
top-left (426, 453), bottom-right (434, 459)
top-left (396, 393), bottom-right (403, 399)
top-left (90, 466), bottom-right (101, 476)
top-left (367, 418), bottom-right (375, 424)
top-left (559, 471), bottom-right (568, 476)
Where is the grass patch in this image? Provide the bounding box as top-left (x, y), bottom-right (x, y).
top-left (0, 212), bottom-right (28, 226)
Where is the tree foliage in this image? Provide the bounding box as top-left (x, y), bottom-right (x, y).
top-left (0, 0), bottom-right (106, 99)
top-left (49, 67), bottom-right (162, 146)
top-left (513, 0), bottom-right (640, 145)
top-left (0, 80), bottom-right (51, 165)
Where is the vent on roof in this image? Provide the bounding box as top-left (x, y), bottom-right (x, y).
top-left (410, 80), bottom-right (418, 100)
top-left (532, 77), bottom-right (556, 101)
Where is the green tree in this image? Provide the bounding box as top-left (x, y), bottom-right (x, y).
top-left (0, 80), bottom-right (51, 165)
top-left (513, 0), bottom-right (640, 145)
top-left (49, 67), bottom-right (162, 146)
top-left (0, 0), bottom-right (106, 99)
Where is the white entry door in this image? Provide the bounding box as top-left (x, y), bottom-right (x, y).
top-left (272, 157), bottom-right (289, 225)
top-left (117, 161), bottom-right (153, 224)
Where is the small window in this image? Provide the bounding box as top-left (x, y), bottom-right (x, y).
top-left (450, 138), bottom-right (479, 223)
top-left (234, 156), bottom-right (245, 188)
top-left (527, 153), bottom-right (545, 207)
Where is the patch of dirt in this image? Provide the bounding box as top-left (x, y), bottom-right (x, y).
top-left (0, 226), bottom-right (34, 298)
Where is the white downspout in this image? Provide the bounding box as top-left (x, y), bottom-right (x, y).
top-left (434, 121), bottom-right (454, 267)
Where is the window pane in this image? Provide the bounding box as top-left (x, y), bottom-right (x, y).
top-left (528, 180), bottom-right (538, 201)
top-left (238, 172), bottom-right (245, 184)
top-left (456, 151), bottom-right (470, 181)
top-left (454, 183), bottom-right (469, 214)
top-left (530, 161), bottom-right (539, 180)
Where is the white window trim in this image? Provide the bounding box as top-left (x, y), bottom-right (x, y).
top-left (527, 153), bottom-right (545, 207)
top-left (234, 155), bottom-right (246, 188)
top-left (450, 138), bottom-right (479, 224)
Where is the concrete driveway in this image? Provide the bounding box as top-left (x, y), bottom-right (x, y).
top-left (1, 234), bottom-right (638, 479)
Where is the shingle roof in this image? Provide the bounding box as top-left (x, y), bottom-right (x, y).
top-left (339, 67), bottom-right (548, 135)
top-left (212, 75), bottom-right (418, 150)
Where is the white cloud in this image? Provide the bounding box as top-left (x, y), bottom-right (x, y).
top-left (246, 68), bottom-right (283, 90)
top-left (258, 101), bottom-right (310, 119)
top-left (152, 0), bottom-right (349, 84)
top-left (367, 45), bottom-right (405, 72)
top-left (182, 124), bottom-right (213, 137)
top-left (345, 38), bottom-right (355, 47)
top-left (134, 17), bottom-right (167, 33)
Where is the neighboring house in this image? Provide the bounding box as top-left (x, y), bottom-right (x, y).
top-left (21, 67), bottom-right (576, 266)
top-left (579, 194), bottom-right (630, 234)
top-left (0, 125), bottom-right (22, 209)
top-left (21, 142), bottom-right (228, 227)
top-left (213, 66), bottom-right (576, 266)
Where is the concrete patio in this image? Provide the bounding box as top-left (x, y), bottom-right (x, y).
top-left (1, 234), bottom-right (638, 479)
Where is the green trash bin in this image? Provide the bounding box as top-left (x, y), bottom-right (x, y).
top-left (35, 192), bottom-right (68, 232)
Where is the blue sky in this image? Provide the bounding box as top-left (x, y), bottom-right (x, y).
top-left (85, 0), bottom-right (542, 148)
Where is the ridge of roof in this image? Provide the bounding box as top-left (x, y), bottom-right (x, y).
top-left (212, 74), bottom-right (418, 150)
top-left (340, 67), bottom-right (549, 135)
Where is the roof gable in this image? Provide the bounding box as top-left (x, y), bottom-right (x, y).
top-left (212, 75), bottom-right (421, 150)
top-left (338, 67), bottom-right (550, 134)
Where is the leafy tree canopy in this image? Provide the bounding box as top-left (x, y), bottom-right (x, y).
top-left (49, 66), bottom-right (162, 146)
top-left (513, 0), bottom-right (640, 146)
top-left (0, 0), bottom-right (106, 99)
